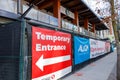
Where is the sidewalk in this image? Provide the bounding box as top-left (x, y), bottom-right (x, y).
top-left (61, 51), bottom-right (117, 80)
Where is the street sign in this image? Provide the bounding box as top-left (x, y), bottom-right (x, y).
top-left (32, 26), bottom-right (72, 80)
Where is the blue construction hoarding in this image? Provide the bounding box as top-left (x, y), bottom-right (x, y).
top-left (74, 36), bottom-right (90, 65)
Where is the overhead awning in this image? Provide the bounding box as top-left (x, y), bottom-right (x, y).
top-left (25, 0), bottom-right (109, 30)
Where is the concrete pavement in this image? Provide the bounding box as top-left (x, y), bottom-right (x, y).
top-left (61, 51), bottom-right (117, 80)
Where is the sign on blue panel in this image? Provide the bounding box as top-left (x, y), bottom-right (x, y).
top-left (74, 36), bottom-right (90, 65)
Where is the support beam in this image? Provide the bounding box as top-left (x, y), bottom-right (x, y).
top-left (80, 12), bottom-right (92, 16)
top-left (84, 18), bottom-right (89, 30)
top-left (17, 0), bottom-right (23, 14)
top-left (89, 17), bottom-right (97, 21)
top-left (79, 9), bottom-right (89, 14)
top-left (20, 4), bottom-right (33, 18)
top-left (92, 23), bottom-right (95, 33)
top-left (53, 0), bottom-right (61, 28)
top-left (38, 0), bottom-right (53, 9)
top-left (73, 11), bottom-right (79, 26)
top-left (87, 15), bottom-right (95, 18)
top-left (62, 0), bottom-right (72, 5)
top-left (70, 4), bottom-right (81, 10)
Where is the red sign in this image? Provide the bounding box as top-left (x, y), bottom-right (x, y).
top-left (105, 42), bottom-right (110, 53)
top-left (32, 26), bottom-right (72, 80)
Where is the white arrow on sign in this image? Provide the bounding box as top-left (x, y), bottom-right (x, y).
top-left (36, 55), bottom-right (70, 71)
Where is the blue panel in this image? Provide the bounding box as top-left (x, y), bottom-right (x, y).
top-left (74, 36), bottom-right (90, 65)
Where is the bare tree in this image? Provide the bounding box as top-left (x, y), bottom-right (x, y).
top-left (95, 0), bottom-right (120, 80)
top-left (103, 0), bottom-right (120, 80)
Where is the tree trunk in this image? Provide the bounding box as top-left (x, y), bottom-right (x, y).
top-left (110, 0), bottom-right (120, 80)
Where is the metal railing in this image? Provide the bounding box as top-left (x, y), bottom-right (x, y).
top-left (61, 20), bottom-right (102, 39)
